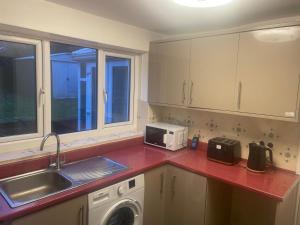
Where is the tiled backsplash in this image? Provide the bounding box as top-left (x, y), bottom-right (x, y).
top-left (149, 105), bottom-right (300, 171)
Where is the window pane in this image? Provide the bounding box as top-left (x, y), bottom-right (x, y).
top-left (50, 42), bottom-right (97, 134)
top-left (105, 56), bottom-right (131, 124)
top-left (0, 40), bottom-right (37, 137)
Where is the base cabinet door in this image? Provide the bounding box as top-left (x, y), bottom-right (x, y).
top-left (12, 195), bottom-right (88, 225)
top-left (165, 166), bottom-right (207, 225)
top-left (144, 166), bottom-right (167, 225)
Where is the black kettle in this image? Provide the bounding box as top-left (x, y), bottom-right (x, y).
top-left (247, 142), bottom-right (273, 173)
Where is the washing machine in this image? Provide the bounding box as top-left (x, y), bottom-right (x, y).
top-left (88, 174), bottom-right (144, 225)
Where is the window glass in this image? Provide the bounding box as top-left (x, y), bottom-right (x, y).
top-left (0, 40), bottom-right (37, 137)
top-left (50, 42), bottom-right (97, 134)
top-left (105, 56), bottom-right (131, 124)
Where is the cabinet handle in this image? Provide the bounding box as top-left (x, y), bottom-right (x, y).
top-left (171, 175), bottom-right (176, 200)
top-left (78, 205), bottom-right (85, 225)
top-left (182, 81), bottom-right (186, 104)
top-left (189, 81), bottom-right (194, 105)
top-left (237, 81), bottom-right (242, 110)
top-left (81, 205), bottom-right (85, 225)
top-left (78, 205), bottom-right (83, 225)
top-left (160, 173), bottom-right (164, 197)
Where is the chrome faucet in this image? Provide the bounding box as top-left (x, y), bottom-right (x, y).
top-left (40, 132), bottom-right (62, 170)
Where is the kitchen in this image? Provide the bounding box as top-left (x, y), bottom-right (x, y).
top-left (0, 0), bottom-right (300, 225)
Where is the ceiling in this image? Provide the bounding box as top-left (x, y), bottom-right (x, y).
top-left (46, 0), bottom-right (300, 35)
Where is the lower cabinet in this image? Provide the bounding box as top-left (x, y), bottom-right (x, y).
top-left (144, 166), bottom-right (299, 225)
top-left (143, 166), bottom-right (167, 225)
top-left (165, 166), bottom-right (207, 225)
top-left (144, 165), bottom-right (207, 225)
top-left (12, 195), bottom-right (88, 225)
top-left (205, 179), bottom-right (299, 225)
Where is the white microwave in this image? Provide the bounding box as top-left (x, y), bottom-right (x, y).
top-left (144, 122), bottom-right (188, 151)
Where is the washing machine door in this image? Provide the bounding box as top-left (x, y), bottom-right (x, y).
top-left (100, 199), bottom-right (142, 225)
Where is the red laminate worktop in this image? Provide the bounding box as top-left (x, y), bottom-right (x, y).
top-left (0, 137), bottom-right (298, 221)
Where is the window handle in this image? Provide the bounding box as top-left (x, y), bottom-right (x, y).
top-left (103, 90), bottom-right (108, 103)
top-left (39, 88), bottom-right (45, 106)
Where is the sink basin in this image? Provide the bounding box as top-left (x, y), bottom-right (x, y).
top-left (0, 157), bottom-right (127, 208)
top-left (0, 170), bottom-right (72, 208)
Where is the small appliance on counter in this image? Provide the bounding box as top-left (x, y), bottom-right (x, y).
top-left (207, 137), bottom-right (241, 165)
top-left (190, 135), bottom-right (200, 150)
top-left (145, 122), bottom-right (188, 151)
top-left (247, 142), bottom-right (273, 173)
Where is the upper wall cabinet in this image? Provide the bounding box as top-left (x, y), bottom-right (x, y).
top-left (148, 40), bottom-right (190, 106)
top-left (237, 27), bottom-right (300, 119)
top-left (189, 34), bottom-right (239, 111)
top-left (148, 26), bottom-right (300, 121)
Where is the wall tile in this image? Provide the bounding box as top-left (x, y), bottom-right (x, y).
top-left (150, 105), bottom-right (300, 171)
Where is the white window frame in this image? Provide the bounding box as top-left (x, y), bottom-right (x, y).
top-left (0, 35), bottom-right (43, 143)
top-left (44, 41), bottom-right (101, 142)
top-left (0, 37), bottom-right (140, 148)
top-left (101, 51), bottom-right (136, 130)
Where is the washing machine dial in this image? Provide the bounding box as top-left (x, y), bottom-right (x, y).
top-left (117, 185), bottom-right (126, 196)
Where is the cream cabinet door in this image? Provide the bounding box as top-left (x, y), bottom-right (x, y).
top-left (148, 40), bottom-right (190, 106)
top-left (237, 27), bottom-right (300, 118)
top-left (189, 34), bottom-right (239, 111)
top-left (144, 166), bottom-right (167, 225)
top-left (165, 166), bottom-right (207, 225)
top-left (12, 195), bottom-right (87, 225)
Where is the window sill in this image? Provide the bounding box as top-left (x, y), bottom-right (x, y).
top-left (0, 130), bottom-right (143, 165)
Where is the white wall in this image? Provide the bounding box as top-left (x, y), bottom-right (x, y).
top-left (0, 0), bottom-right (163, 52)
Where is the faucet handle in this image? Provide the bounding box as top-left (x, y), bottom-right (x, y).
top-left (49, 154), bottom-right (57, 169)
top-left (60, 152), bottom-right (66, 166)
top-left (48, 153), bottom-right (66, 169)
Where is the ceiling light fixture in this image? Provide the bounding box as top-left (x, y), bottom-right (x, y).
top-left (174, 0), bottom-right (232, 8)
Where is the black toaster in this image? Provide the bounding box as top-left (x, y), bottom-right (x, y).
top-left (207, 137), bottom-right (241, 165)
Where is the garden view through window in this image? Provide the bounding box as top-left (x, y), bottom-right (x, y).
top-left (0, 37), bottom-right (135, 141)
top-left (50, 42), bottom-right (98, 134)
top-left (105, 56), bottom-right (131, 125)
top-left (0, 40), bottom-right (37, 137)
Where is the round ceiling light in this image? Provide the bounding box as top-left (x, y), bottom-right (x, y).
top-left (174, 0), bottom-right (232, 8)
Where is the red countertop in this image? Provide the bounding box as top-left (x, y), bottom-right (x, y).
top-left (0, 137), bottom-right (298, 221)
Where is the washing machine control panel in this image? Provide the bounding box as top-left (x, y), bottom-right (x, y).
top-left (117, 178), bottom-right (138, 196)
top-left (116, 175), bottom-right (144, 196)
top-left (117, 185), bottom-right (126, 196)
top-left (129, 179), bottom-right (136, 189)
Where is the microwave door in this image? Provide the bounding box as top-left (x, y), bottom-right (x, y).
top-left (178, 132), bottom-right (184, 146)
top-left (145, 126), bottom-right (167, 147)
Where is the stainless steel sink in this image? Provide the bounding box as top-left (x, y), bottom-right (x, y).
top-left (0, 170), bottom-right (72, 208)
top-left (0, 157), bottom-right (127, 208)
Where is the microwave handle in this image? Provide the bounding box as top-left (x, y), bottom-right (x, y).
top-left (163, 134), bottom-right (168, 144)
top-left (178, 132), bottom-right (183, 146)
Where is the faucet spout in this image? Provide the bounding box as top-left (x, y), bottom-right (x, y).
top-left (40, 132), bottom-right (62, 170)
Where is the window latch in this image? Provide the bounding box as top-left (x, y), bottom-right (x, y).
top-left (103, 90), bottom-right (108, 103)
top-left (39, 88), bottom-right (46, 106)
